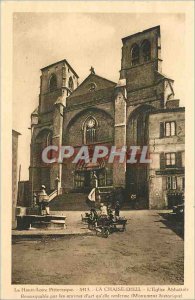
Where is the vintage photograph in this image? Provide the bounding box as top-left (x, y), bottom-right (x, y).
top-left (11, 12), bottom-right (186, 287)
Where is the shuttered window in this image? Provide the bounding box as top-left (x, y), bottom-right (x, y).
top-left (166, 176), bottom-right (177, 190)
top-left (160, 152), bottom-right (183, 169)
top-left (159, 122), bottom-right (164, 138)
top-left (165, 121), bottom-right (176, 137)
top-left (182, 177), bottom-right (185, 190)
top-left (160, 152), bottom-right (165, 169)
top-left (176, 151), bottom-right (182, 168)
top-left (165, 153), bottom-right (176, 166)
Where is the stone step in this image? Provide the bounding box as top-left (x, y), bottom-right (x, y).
top-left (48, 192), bottom-right (90, 211)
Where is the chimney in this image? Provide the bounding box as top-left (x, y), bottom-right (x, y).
top-left (166, 99), bottom-right (180, 109)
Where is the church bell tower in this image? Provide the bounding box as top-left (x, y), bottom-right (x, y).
top-left (29, 60), bottom-right (79, 200)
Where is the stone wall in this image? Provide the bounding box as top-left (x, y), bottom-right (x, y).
top-left (65, 108), bottom-right (114, 146)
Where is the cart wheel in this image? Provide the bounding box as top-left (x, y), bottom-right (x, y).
top-left (102, 227), bottom-right (109, 238)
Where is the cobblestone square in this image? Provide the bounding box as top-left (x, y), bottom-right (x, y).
top-left (12, 210), bottom-right (184, 285)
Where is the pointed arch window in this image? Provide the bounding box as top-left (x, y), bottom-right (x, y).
top-left (83, 117), bottom-right (97, 144)
top-left (68, 76), bottom-right (74, 91)
top-left (49, 74), bottom-right (57, 92)
top-left (131, 44), bottom-right (140, 66)
top-left (142, 40), bottom-right (151, 62)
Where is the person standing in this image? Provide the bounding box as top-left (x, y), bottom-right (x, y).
top-left (115, 200), bottom-right (120, 217)
top-left (100, 203), bottom-right (108, 216)
top-left (38, 185), bottom-right (50, 215)
top-left (55, 176), bottom-right (60, 195)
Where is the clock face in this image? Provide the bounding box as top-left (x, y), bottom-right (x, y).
top-left (87, 119), bottom-right (95, 128)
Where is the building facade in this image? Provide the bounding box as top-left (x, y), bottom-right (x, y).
top-left (29, 26), bottom-right (185, 209)
top-left (12, 129), bottom-right (21, 227)
top-left (148, 106), bottom-right (185, 208)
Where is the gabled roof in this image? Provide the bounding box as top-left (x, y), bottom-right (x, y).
top-left (68, 72), bottom-right (116, 99)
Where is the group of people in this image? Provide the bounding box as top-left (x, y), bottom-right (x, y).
top-left (100, 201), bottom-right (120, 217)
top-left (89, 201), bottom-right (121, 224)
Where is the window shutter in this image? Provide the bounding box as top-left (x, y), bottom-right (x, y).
top-left (176, 152), bottom-right (182, 168)
top-left (160, 122), bottom-right (164, 138)
top-left (175, 121), bottom-right (177, 136)
top-left (160, 152), bottom-right (165, 169)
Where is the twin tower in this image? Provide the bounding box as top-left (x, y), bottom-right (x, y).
top-left (29, 26), bottom-right (181, 209)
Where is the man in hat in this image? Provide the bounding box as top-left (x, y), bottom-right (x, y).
top-left (38, 185), bottom-right (50, 215)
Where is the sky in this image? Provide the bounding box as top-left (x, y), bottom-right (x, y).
top-left (13, 13), bottom-right (185, 180)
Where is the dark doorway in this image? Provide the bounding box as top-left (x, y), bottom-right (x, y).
top-left (126, 105), bottom-right (155, 209)
top-left (74, 168), bottom-right (106, 192)
top-left (84, 171), bottom-right (91, 188)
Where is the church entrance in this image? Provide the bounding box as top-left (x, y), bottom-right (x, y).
top-left (74, 159), bottom-right (106, 192)
top-left (126, 105), bottom-right (155, 209)
top-left (74, 169), bottom-right (106, 192)
top-left (84, 171), bottom-right (92, 189)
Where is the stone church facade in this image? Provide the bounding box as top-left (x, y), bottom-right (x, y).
top-left (29, 26), bottom-right (185, 209)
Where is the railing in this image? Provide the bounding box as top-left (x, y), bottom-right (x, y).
top-left (48, 190), bottom-right (58, 202)
top-left (97, 186), bottom-right (113, 192)
top-left (87, 186), bottom-right (114, 206)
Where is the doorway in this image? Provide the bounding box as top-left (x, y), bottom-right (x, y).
top-left (126, 105), bottom-right (155, 208)
top-left (74, 169), bottom-right (106, 191)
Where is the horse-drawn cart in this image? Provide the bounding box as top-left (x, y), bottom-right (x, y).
top-left (81, 211), bottom-right (127, 238)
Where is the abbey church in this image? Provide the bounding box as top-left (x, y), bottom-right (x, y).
top-left (29, 26), bottom-right (185, 209)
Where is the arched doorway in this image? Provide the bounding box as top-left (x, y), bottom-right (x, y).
top-left (126, 105), bottom-right (155, 208)
top-left (74, 158), bottom-right (106, 192)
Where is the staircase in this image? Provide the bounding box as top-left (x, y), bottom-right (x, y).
top-left (48, 192), bottom-right (90, 211)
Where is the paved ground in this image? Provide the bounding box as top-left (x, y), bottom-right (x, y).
top-left (12, 210), bottom-right (184, 285)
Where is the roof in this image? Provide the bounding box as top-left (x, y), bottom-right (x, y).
top-left (149, 106), bottom-right (185, 115)
top-left (12, 129), bottom-right (21, 136)
top-left (156, 71), bottom-right (174, 82)
top-left (66, 86), bottom-right (115, 108)
top-left (67, 72), bottom-right (116, 99)
top-left (31, 107), bottom-right (38, 115)
top-left (122, 25), bottom-right (160, 43)
top-left (41, 59), bottom-right (79, 78)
